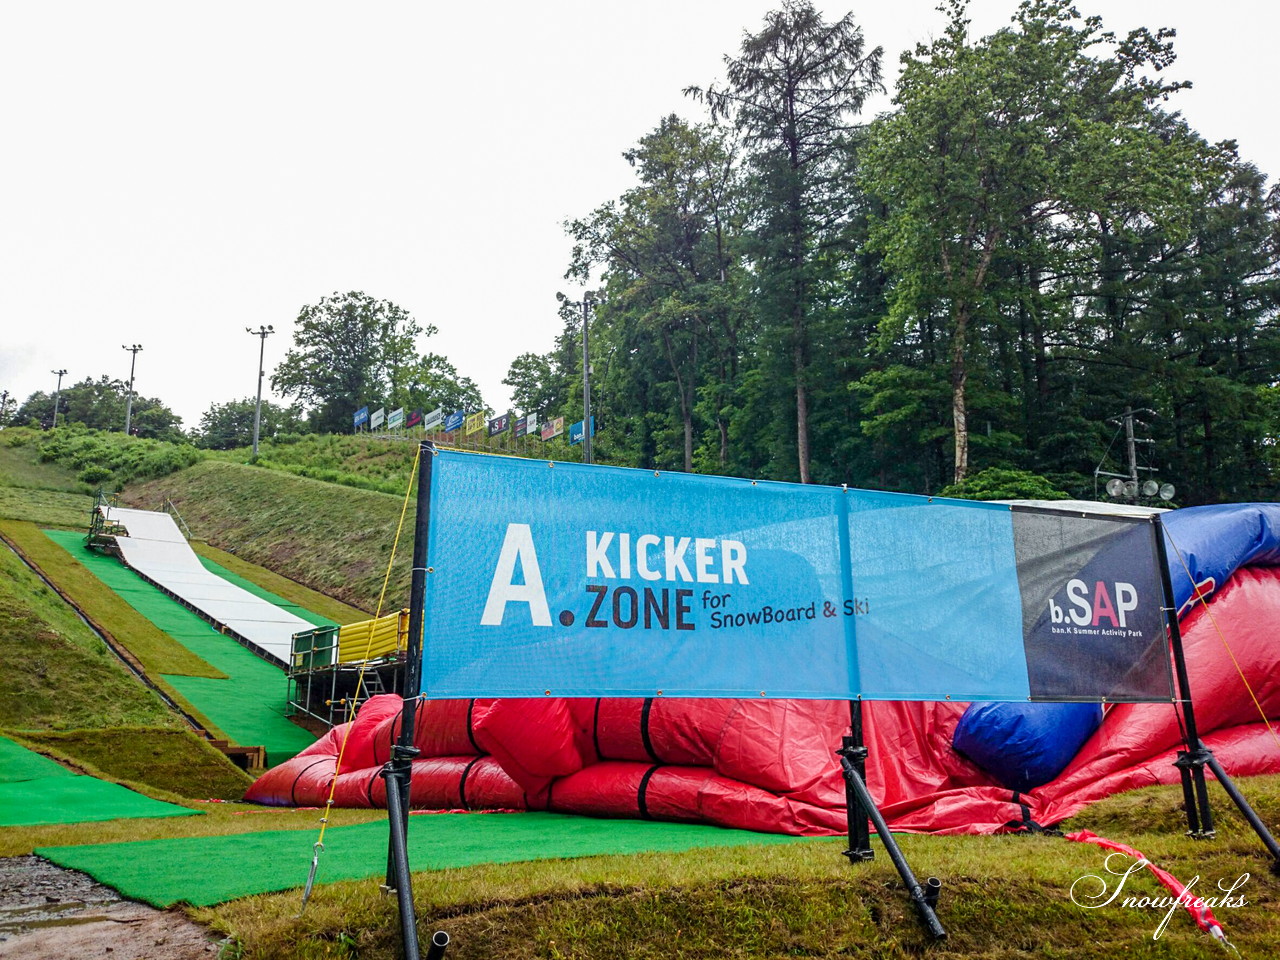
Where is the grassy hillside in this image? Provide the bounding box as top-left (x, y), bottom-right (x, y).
top-left (124, 460), bottom-right (415, 613)
top-left (0, 431), bottom-right (84, 491)
top-left (0, 429), bottom-right (96, 526)
top-left (0, 535), bottom-right (181, 731)
top-left (208, 433), bottom-right (422, 494)
top-left (1, 520), bottom-right (226, 680)
top-left (0, 428), bottom-right (276, 798)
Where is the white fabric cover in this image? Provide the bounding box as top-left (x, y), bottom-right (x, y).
top-left (103, 506), bottom-right (308, 665)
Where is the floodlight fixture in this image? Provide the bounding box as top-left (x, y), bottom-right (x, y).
top-left (1106, 478), bottom-right (1125, 498)
top-left (1123, 480), bottom-right (1139, 498)
top-left (1142, 480), bottom-right (1160, 498)
top-left (1159, 483), bottom-right (1176, 501)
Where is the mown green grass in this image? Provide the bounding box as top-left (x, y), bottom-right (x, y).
top-left (0, 534), bottom-right (181, 732)
top-left (0, 485), bottom-right (95, 527)
top-left (10, 727), bottom-right (253, 801)
top-left (0, 428), bottom-right (95, 527)
top-left (125, 460), bottom-right (414, 613)
top-left (199, 776), bottom-right (1280, 960)
top-left (0, 434), bottom-right (84, 492)
top-left (0, 519), bottom-right (225, 681)
top-left (191, 541), bottom-right (369, 625)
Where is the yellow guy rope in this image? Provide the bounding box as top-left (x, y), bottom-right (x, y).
top-left (1163, 526), bottom-right (1280, 754)
top-left (301, 445), bottom-right (422, 911)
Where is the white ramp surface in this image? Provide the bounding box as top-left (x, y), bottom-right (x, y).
top-left (104, 506), bottom-right (309, 665)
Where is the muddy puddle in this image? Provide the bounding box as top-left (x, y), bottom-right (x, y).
top-left (0, 855), bottom-right (223, 959)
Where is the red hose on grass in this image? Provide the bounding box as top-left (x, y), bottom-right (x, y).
top-left (1065, 829), bottom-right (1237, 948)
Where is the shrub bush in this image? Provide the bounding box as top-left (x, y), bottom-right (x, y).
top-left (36, 427), bottom-right (204, 487)
top-left (77, 465), bottom-right (115, 485)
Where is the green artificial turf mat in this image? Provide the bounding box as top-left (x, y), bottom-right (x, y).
top-left (158, 674), bottom-right (315, 766)
top-left (0, 776), bottom-right (199, 826)
top-left (0, 737), bottom-right (200, 826)
top-left (43, 530), bottom-right (315, 766)
top-left (0, 735), bottom-right (74, 782)
top-left (37, 811), bottom-right (811, 907)
top-left (196, 556), bottom-right (335, 628)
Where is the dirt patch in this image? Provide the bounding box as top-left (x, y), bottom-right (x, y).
top-left (0, 855), bottom-right (222, 959)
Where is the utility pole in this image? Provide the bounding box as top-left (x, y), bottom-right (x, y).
top-left (50, 369), bottom-right (67, 428)
top-left (1123, 405), bottom-right (1138, 484)
top-left (582, 297), bottom-right (593, 465)
top-left (245, 325), bottom-right (274, 457)
top-left (122, 344), bottom-right (143, 435)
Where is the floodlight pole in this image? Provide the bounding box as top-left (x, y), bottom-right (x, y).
top-left (381, 440), bottom-right (434, 960)
top-left (50, 369), bottom-right (67, 428)
top-left (122, 344), bottom-right (143, 435)
top-left (246, 325), bottom-right (274, 457)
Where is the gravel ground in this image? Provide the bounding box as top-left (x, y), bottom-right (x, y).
top-left (0, 855), bottom-right (223, 960)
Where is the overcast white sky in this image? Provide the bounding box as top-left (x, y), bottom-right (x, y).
top-left (1, 1), bottom-right (1275, 428)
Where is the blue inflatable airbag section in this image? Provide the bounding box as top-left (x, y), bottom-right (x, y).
top-left (952, 701), bottom-right (1103, 793)
top-left (1162, 503), bottom-right (1280, 615)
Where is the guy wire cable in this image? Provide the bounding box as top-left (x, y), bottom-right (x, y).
top-left (300, 444), bottom-right (422, 912)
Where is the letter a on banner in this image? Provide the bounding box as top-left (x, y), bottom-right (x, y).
top-left (480, 523), bottom-right (551, 626)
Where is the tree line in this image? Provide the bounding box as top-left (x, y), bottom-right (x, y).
top-left (4, 290), bottom-right (485, 450)
top-left (506, 0), bottom-right (1280, 503)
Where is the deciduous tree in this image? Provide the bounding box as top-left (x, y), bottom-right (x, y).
top-left (272, 291), bottom-right (426, 433)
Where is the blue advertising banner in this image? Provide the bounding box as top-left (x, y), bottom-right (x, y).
top-left (443, 410), bottom-right (464, 433)
top-left (353, 406), bottom-right (369, 429)
top-left (568, 417), bottom-right (595, 446)
top-left (419, 451), bottom-right (1173, 704)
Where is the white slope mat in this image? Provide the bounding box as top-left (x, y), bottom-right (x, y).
top-left (103, 506), bottom-right (308, 665)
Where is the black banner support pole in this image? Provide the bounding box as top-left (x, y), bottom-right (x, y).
top-left (382, 441), bottom-right (433, 959)
top-left (839, 754), bottom-right (946, 940)
top-left (1151, 516), bottom-right (1214, 838)
top-left (840, 700), bottom-right (873, 861)
top-left (1202, 751), bottom-right (1280, 873)
top-left (383, 762), bottom-right (421, 960)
